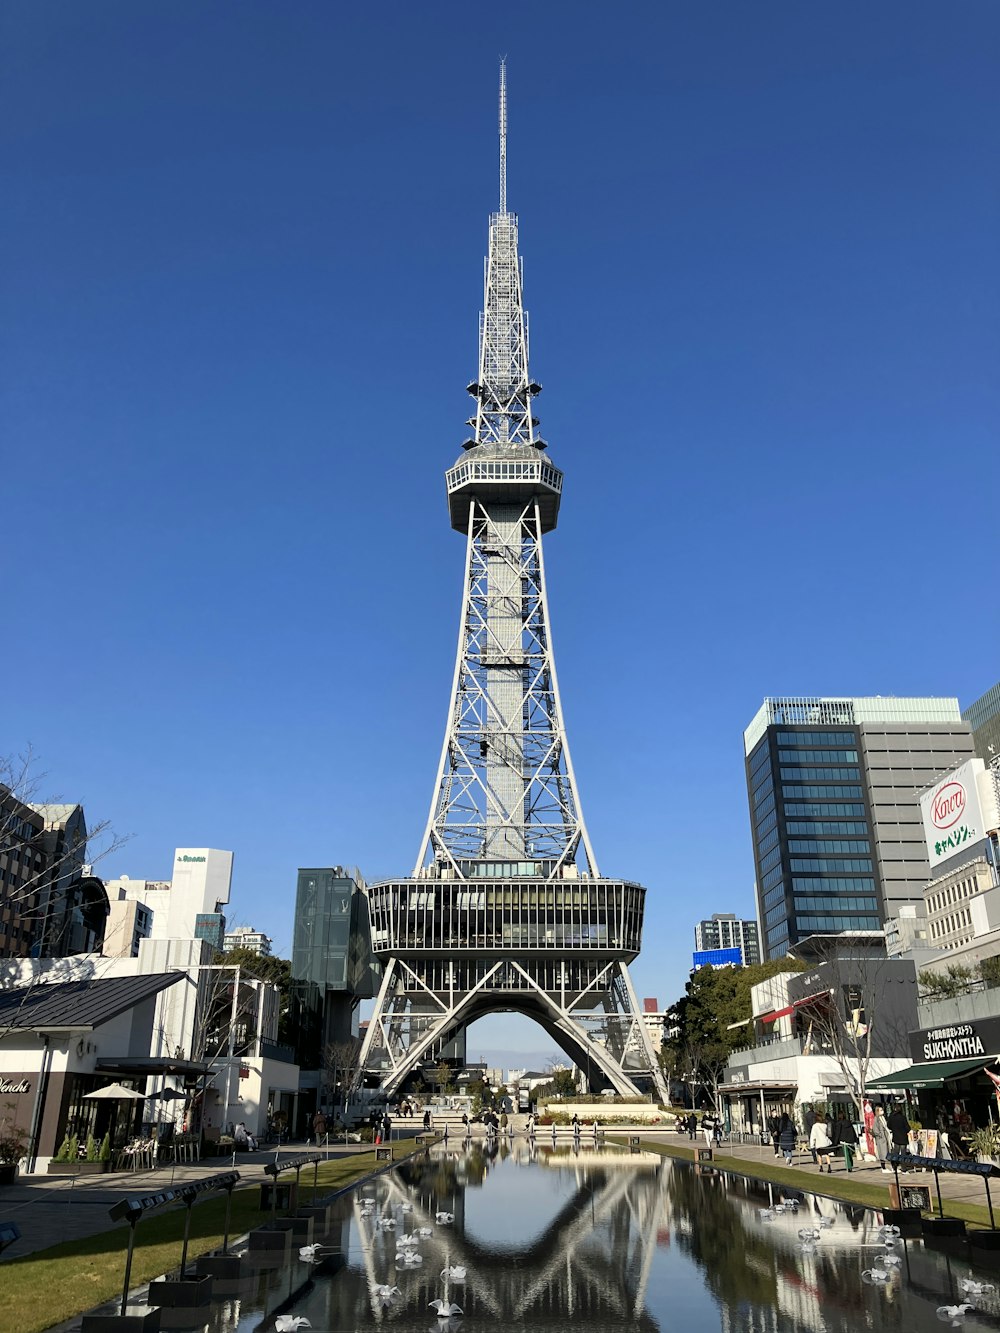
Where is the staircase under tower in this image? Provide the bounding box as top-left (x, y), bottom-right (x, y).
top-left (358, 63), bottom-right (667, 1102)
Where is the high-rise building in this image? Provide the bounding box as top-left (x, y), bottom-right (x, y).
top-left (106, 848), bottom-right (233, 942)
top-left (744, 696), bottom-right (975, 960)
top-left (357, 66), bottom-right (667, 1101)
top-left (0, 794), bottom-right (108, 959)
top-left (693, 914), bottom-right (761, 966)
top-left (965, 682), bottom-right (1000, 769)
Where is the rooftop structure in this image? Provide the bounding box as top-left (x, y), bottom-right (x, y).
top-left (358, 65), bottom-right (665, 1101)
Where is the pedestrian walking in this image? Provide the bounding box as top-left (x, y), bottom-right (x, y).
top-left (423, 1109), bottom-right (431, 1130)
top-left (810, 1113), bottom-right (834, 1173)
top-left (832, 1113), bottom-right (859, 1172)
top-left (886, 1103), bottom-right (911, 1166)
top-left (871, 1106), bottom-right (892, 1172)
top-left (702, 1113), bottom-right (715, 1149)
top-left (768, 1114), bottom-right (782, 1158)
top-left (686, 1113), bottom-right (697, 1141)
top-left (802, 1104), bottom-right (817, 1163)
top-left (778, 1113), bottom-right (797, 1166)
top-left (312, 1110), bottom-right (327, 1145)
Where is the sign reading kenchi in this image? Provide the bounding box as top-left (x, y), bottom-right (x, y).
top-left (920, 759), bottom-right (988, 871)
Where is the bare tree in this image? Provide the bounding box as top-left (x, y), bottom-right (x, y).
top-left (1, 748), bottom-right (129, 962)
top-left (323, 1037), bottom-right (363, 1117)
top-left (796, 945), bottom-right (914, 1114)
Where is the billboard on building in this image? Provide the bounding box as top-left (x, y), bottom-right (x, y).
top-left (920, 759), bottom-right (999, 871)
top-left (692, 947), bottom-right (742, 969)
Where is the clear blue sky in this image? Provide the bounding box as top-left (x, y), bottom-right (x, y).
top-left (4, 3), bottom-right (998, 1065)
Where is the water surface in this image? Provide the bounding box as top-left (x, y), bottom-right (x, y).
top-left (198, 1142), bottom-right (1000, 1331)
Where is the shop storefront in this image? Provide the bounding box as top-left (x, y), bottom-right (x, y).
top-left (866, 1014), bottom-right (1000, 1149)
top-left (719, 1076), bottom-right (797, 1136)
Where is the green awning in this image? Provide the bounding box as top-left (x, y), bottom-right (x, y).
top-left (867, 1058), bottom-right (989, 1091)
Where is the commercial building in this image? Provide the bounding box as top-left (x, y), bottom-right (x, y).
top-left (744, 696), bottom-right (975, 960)
top-left (694, 914), bottom-right (760, 966)
top-left (965, 681), bottom-right (1000, 767)
top-left (106, 847), bottom-right (233, 942)
top-left (223, 925), bottom-right (273, 956)
top-left (720, 933), bottom-right (917, 1131)
top-left (290, 867), bottom-right (375, 1118)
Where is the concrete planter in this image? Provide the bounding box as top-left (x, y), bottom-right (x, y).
top-left (0, 1163), bottom-right (18, 1186)
top-left (81, 1307), bottom-right (161, 1333)
top-left (47, 1160), bottom-right (111, 1175)
top-left (146, 1275), bottom-right (213, 1308)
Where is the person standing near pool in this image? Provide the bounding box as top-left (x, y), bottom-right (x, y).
top-left (871, 1106), bottom-right (892, 1172)
top-left (832, 1112), bottom-right (858, 1172)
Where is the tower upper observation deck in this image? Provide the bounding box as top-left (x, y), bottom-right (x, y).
top-left (447, 64), bottom-right (562, 534)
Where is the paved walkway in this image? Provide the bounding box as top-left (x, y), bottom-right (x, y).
top-left (639, 1128), bottom-right (1000, 1218)
top-left (0, 1139), bottom-right (386, 1263)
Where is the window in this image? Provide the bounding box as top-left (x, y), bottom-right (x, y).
top-left (790, 858), bottom-right (872, 874)
top-left (762, 864), bottom-right (784, 891)
top-left (780, 767), bottom-right (861, 782)
top-left (792, 876), bottom-right (877, 893)
top-left (795, 913), bottom-right (880, 930)
top-left (778, 749), bottom-right (859, 764)
top-left (763, 883), bottom-right (785, 909)
top-left (782, 786), bottom-right (864, 801)
top-left (776, 731), bottom-right (857, 747)
top-left (760, 845), bottom-right (782, 874)
top-left (793, 896), bottom-right (878, 912)
top-left (786, 821), bottom-right (870, 836)
top-left (757, 826), bottom-right (780, 857)
top-left (755, 805), bottom-right (778, 837)
top-left (788, 839), bottom-right (871, 854)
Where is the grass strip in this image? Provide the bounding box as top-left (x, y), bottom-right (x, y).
top-left (618, 1137), bottom-right (996, 1230)
top-left (3, 1144), bottom-right (425, 1333)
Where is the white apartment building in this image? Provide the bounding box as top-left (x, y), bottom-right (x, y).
top-left (924, 856), bottom-right (998, 950)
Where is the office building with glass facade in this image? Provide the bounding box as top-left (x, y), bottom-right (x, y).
top-left (965, 682), bottom-right (1000, 767)
top-left (290, 867), bottom-right (375, 1073)
top-left (745, 697), bottom-right (975, 960)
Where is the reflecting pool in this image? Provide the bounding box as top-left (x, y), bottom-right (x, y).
top-left (174, 1143), bottom-right (1000, 1331)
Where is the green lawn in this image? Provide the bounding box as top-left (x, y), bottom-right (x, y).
top-left (3, 1144), bottom-right (426, 1333)
top-left (622, 1136), bottom-right (997, 1229)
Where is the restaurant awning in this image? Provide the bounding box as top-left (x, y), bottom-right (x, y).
top-left (791, 990), bottom-right (832, 1010)
top-left (718, 1080), bottom-right (798, 1094)
top-left (758, 1004), bottom-right (794, 1024)
top-left (866, 1058), bottom-right (989, 1091)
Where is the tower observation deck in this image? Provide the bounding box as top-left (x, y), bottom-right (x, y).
top-left (358, 64), bottom-right (667, 1100)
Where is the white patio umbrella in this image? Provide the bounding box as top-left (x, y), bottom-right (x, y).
top-left (83, 1083), bottom-right (144, 1101)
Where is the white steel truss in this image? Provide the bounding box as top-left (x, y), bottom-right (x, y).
top-left (415, 496), bottom-right (597, 876)
top-left (360, 63), bottom-right (666, 1104)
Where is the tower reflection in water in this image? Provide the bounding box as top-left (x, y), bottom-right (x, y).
top-left (230, 1145), bottom-right (1000, 1332)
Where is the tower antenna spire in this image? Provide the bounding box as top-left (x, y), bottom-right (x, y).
top-left (499, 57), bottom-right (507, 214)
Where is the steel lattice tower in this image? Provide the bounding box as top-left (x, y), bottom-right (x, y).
top-left (359, 64), bottom-right (667, 1100)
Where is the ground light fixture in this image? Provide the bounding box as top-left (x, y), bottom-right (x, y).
top-left (0, 1221), bottom-right (21, 1257)
top-left (106, 1173), bottom-right (239, 1315)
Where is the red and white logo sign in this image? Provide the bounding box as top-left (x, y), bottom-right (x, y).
top-left (931, 781), bottom-right (966, 830)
